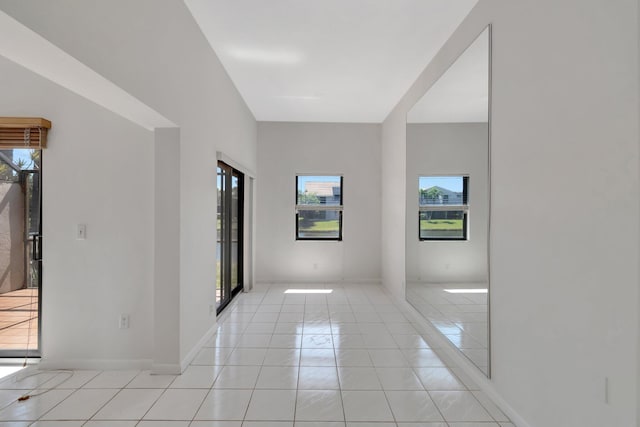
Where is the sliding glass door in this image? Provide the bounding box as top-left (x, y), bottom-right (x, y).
top-left (216, 161), bottom-right (243, 313)
top-left (0, 148), bottom-right (41, 357)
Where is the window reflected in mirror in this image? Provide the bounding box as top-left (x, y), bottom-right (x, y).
top-left (405, 26), bottom-right (491, 376)
top-left (419, 176), bottom-right (468, 240)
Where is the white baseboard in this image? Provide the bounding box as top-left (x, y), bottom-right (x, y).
top-left (341, 278), bottom-right (383, 284)
top-left (38, 326), bottom-right (216, 376)
top-left (38, 358), bottom-right (153, 371)
top-left (386, 284), bottom-right (531, 427)
top-left (254, 278), bottom-right (382, 285)
top-left (179, 322), bottom-right (218, 373)
top-left (175, 292), bottom-right (245, 373)
top-left (150, 363), bottom-right (181, 375)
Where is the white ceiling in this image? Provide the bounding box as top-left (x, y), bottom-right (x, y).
top-left (407, 27), bottom-right (489, 124)
top-left (185, 0), bottom-right (479, 123)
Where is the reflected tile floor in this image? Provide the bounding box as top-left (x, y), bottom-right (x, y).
top-left (405, 282), bottom-right (489, 374)
top-left (0, 283), bottom-right (512, 426)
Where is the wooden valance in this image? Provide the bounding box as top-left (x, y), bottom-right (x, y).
top-left (0, 117), bottom-right (51, 149)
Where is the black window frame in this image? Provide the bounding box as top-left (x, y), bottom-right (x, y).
top-left (295, 175), bottom-right (343, 241)
top-left (419, 175), bottom-right (469, 241)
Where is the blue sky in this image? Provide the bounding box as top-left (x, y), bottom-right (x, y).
top-left (216, 167), bottom-right (240, 190)
top-left (419, 176), bottom-right (463, 192)
top-left (5, 149), bottom-right (38, 170)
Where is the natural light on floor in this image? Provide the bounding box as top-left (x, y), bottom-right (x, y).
top-left (284, 289), bottom-right (333, 294)
top-left (0, 365), bottom-right (25, 381)
top-left (443, 289), bottom-right (488, 294)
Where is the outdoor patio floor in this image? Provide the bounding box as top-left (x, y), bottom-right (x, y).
top-left (0, 288), bottom-right (38, 351)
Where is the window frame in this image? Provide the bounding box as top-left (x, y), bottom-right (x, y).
top-left (295, 174), bottom-right (343, 241)
top-left (418, 175), bottom-right (469, 241)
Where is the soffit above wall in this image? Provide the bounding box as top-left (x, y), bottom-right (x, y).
top-left (0, 10), bottom-right (175, 131)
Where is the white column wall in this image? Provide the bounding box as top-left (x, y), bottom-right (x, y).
top-left (381, 113), bottom-right (408, 298)
top-left (153, 128), bottom-right (181, 373)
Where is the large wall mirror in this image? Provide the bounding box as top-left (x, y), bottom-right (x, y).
top-left (405, 26), bottom-right (491, 376)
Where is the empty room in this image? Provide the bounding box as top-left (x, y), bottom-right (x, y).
top-left (0, 1), bottom-right (638, 426)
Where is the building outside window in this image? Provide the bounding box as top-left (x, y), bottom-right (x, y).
top-left (296, 175), bottom-right (343, 241)
top-left (419, 176), bottom-right (468, 240)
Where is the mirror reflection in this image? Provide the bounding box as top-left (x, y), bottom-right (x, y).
top-left (405, 27), bottom-right (491, 376)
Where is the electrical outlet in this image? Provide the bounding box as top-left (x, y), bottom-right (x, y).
top-left (77, 224), bottom-right (87, 240)
top-left (119, 314), bottom-right (129, 329)
top-left (209, 304), bottom-right (214, 315)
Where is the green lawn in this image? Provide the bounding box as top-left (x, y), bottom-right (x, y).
top-left (420, 219), bottom-right (463, 230)
top-left (216, 259), bottom-right (238, 293)
top-left (303, 219), bottom-right (339, 231)
top-left (216, 261), bottom-right (220, 287)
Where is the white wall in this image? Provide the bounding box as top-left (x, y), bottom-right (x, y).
top-left (406, 123), bottom-right (488, 284)
top-left (0, 55), bottom-right (155, 364)
top-left (153, 128), bottom-right (181, 372)
top-left (256, 122), bottom-right (381, 283)
top-left (0, 0), bottom-right (257, 368)
top-left (382, 1), bottom-right (639, 426)
top-left (381, 113), bottom-right (407, 298)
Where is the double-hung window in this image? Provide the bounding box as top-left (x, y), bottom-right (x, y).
top-left (419, 176), bottom-right (468, 240)
top-left (296, 175), bottom-right (343, 241)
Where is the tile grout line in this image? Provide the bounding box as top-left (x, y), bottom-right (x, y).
top-left (243, 294), bottom-right (266, 423)
top-left (292, 293), bottom-right (304, 422)
top-left (324, 291), bottom-right (347, 424)
top-left (30, 374), bottom-right (89, 423)
top-left (365, 288), bottom-right (400, 427)
top-left (88, 371), bottom-right (160, 424)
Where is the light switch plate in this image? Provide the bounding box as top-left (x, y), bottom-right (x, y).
top-left (77, 224), bottom-right (87, 240)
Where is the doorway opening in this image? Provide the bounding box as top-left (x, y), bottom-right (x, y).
top-left (216, 161), bottom-right (244, 314)
top-left (0, 148), bottom-right (41, 357)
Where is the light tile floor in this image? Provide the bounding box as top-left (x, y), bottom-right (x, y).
top-left (0, 283), bottom-right (514, 426)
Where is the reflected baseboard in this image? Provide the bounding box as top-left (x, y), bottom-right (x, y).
top-left (406, 280), bottom-right (489, 375)
top-left (388, 288), bottom-right (531, 427)
top-left (406, 280), bottom-right (489, 287)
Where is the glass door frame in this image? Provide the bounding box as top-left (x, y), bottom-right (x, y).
top-left (0, 149), bottom-right (42, 358)
top-left (24, 168), bottom-right (42, 358)
top-left (217, 161), bottom-right (244, 314)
